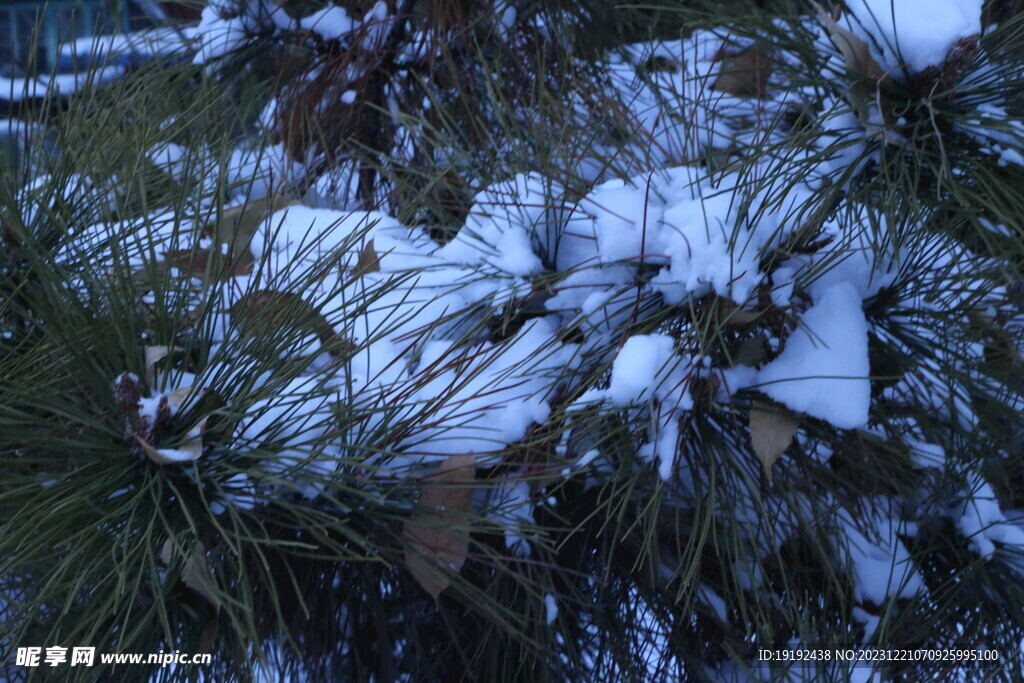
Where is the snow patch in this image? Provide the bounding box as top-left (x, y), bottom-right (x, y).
top-left (758, 283), bottom-right (870, 429)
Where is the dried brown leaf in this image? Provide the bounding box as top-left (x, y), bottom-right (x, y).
top-left (403, 454), bottom-right (476, 599)
top-left (732, 334), bottom-right (767, 368)
top-left (711, 296), bottom-right (767, 327)
top-left (167, 385), bottom-right (198, 413)
top-left (812, 1), bottom-right (894, 128)
top-left (355, 238), bottom-right (381, 274)
top-left (163, 248), bottom-right (253, 280)
top-left (144, 345), bottom-right (183, 389)
top-left (229, 290), bottom-right (351, 358)
top-left (135, 385), bottom-right (208, 465)
top-left (749, 399), bottom-right (799, 482)
top-left (135, 421), bottom-right (206, 465)
top-left (713, 41), bottom-right (772, 98)
top-left (208, 194), bottom-right (297, 267)
top-left (160, 539), bottom-right (220, 612)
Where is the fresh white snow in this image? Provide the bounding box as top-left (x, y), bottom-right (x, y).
top-left (758, 283), bottom-right (871, 429)
top-left (843, 0), bottom-right (984, 74)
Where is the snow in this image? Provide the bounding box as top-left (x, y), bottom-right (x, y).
top-left (193, 6), bottom-right (250, 64)
top-left (954, 476), bottom-right (1024, 560)
top-left (956, 102), bottom-right (1024, 167)
top-left (0, 118), bottom-right (41, 143)
top-left (907, 439), bottom-right (945, 469)
top-left (580, 179), bottom-right (661, 265)
top-left (57, 207), bottom-right (185, 272)
top-left (589, 33), bottom-right (738, 180)
top-left (606, 334), bottom-right (677, 406)
top-left (235, 376), bottom-right (341, 498)
top-left (358, 2), bottom-right (393, 50)
top-left (550, 162), bottom-right (818, 307)
top-left (601, 334), bottom-right (698, 479)
top-left (438, 173), bottom-right (556, 276)
top-left (797, 205), bottom-right (898, 303)
top-left (851, 606), bottom-right (880, 642)
top-left (191, 191), bottom-right (581, 476)
top-left (147, 142), bottom-right (190, 181)
top-left (251, 206), bottom-right (400, 281)
top-left (299, 6), bottom-right (355, 41)
top-left (843, 0), bottom-right (983, 74)
top-left (4, 24), bottom-right (191, 101)
top-left (21, 5), bottom-right (1024, 674)
top-left (191, 0), bottom-right (293, 65)
top-left (578, 449), bottom-right (600, 467)
top-left (838, 502), bottom-right (925, 604)
top-left (544, 265), bottom-right (633, 312)
top-left (0, 66), bottom-right (126, 102)
top-left (149, 447), bottom-right (197, 463)
top-left (393, 318), bottom-right (576, 461)
top-left (58, 26), bottom-right (198, 66)
top-left (494, 480), bottom-right (535, 555)
top-left (696, 585), bottom-right (727, 622)
top-left (544, 594), bottom-right (558, 624)
top-left (770, 267), bottom-right (796, 307)
top-left (757, 283), bottom-right (870, 429)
